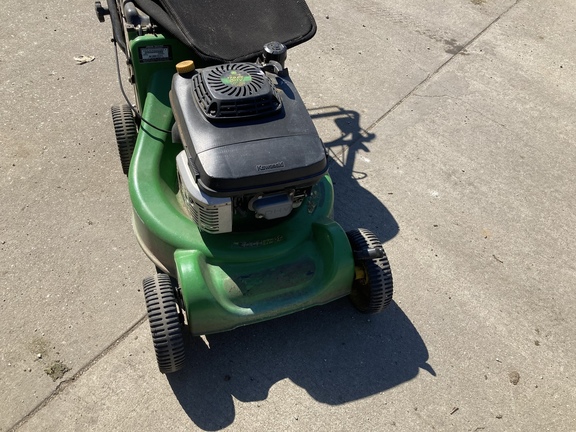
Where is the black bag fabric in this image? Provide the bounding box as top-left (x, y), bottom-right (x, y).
top-left (133, 0), bottom-right (317, 64)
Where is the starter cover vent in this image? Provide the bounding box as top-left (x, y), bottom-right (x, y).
top-left (192, 63), bottom-right (282, 119)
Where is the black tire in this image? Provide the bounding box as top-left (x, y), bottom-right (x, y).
top-left (111, 104), bottom-right (137, 175)
top-left (346, 228), bottom-right (393, 314)
top-left (143, 274), bottom-right (186, 373)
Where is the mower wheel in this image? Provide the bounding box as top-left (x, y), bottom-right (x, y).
top-left (346, 228), bottom-right (393, 314)
top-left (143, 273), bottom-right (186, 374)
top-left (111, 104), bottom-right (137, 175)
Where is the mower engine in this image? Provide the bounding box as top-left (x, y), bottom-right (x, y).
top-left (171, 51), bottom-right (328, 234)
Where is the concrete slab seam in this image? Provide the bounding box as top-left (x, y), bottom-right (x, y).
top-left (333, 0), bottom-right (522, 161)
top-left (8, 314), bottom-right (148, 432)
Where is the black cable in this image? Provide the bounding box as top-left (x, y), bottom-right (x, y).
top-left (107, 0), bottom-right (127, 53)
top-left (113, 39), bottom-right (173, 134)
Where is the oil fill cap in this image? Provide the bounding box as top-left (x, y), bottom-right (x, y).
top-left (176, 60), bottom-right (195, 74)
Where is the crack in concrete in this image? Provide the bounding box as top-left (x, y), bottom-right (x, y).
top-left (348, 0), bottom-right (522, 150)
top-left (325, 0), bottom-right (522, 163)
top-left (9, 314), bottom-right (148, 432)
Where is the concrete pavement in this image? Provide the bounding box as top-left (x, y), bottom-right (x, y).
top-left (1, 0), bottom-right (575, 430)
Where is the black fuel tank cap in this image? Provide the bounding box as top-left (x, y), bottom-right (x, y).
top-left (263, 41), bottom-right (287, 67)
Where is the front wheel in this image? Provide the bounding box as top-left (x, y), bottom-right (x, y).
top-left (143, 273), bottom-right (186, 373)
top-left (346, 228), bottom-right (393, 314)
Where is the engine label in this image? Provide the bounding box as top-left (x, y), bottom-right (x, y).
top-left (220, 70), bottom-right (252, 87)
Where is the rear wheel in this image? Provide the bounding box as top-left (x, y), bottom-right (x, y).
top-left (346, 228), bottom-right (393, 314)
top-left (143, 273), bottom-right (186, 373)
top-left (111, 104), bottom-right (137, 175)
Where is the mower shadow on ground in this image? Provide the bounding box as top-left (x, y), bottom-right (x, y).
top-left (167, 107), bottom-right (429, 430)
top-left (311, 106), bottom-right (400, 242)
top-left (167, 300), bottom-right (434, 430)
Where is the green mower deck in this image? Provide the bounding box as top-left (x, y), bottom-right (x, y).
top-left (129, 69), bottom-right (355, 335)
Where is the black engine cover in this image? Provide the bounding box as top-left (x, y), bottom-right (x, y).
top-left (170, 63), bottom-right (327, 197)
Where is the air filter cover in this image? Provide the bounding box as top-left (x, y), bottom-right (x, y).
top-left (192, 63), bottom-right (282, 119)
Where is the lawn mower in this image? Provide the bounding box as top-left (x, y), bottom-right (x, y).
top-left (95, 0), bottom-right (393, 373)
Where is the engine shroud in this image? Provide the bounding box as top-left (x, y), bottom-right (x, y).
top-left (170, 63), bottom-right (327, 197)
top-left (192, 63), bottom-right (282, 119)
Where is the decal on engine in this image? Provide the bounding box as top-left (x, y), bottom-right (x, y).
top-left (256, 161), bottom-right (285, 172)
top-left (220, 70), bottom-right (252, 87)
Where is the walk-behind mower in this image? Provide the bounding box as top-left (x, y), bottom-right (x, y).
top-left (96, 0), bottom-right (393, 373)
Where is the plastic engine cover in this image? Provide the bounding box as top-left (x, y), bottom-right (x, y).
top-left (170, 64), bottom-right (327, 197)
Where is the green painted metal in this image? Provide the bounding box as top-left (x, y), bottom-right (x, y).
top-left (129, 68), bottom-right (355, 336)
top-left (127, 32), bottom-right (195, 111)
